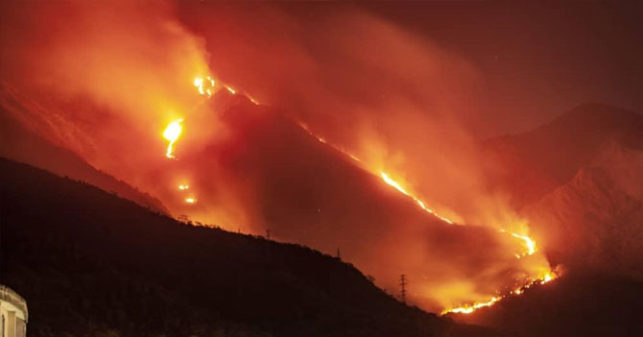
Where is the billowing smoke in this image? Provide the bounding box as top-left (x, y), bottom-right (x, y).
top-left (177, 3), bottom-right (533, 234)
top-left (1, 0), bottom-right (212, 176)
top-left (0, 0), bottom-right (246, 226)
top-left (0, 0), bottom-right (553, 312)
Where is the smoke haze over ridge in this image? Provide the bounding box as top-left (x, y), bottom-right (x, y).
top-left (0, 0), bottom-right (561, 312)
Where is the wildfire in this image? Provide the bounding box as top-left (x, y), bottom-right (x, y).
top-left (192, 74), bottom-right (257, 103)
top-left (248, 95), bottom-right (260, 105)
top-left (164, 75), bottom-right (252, 209)
top-left (443, 296), bottom-right (502, 315)
top-left (380, 172), bottom-right (455, 224)
top-left (295, 120), bottom-right (557, 314)
top-left (441, 270), bottom-right (559, 315)
top-left (159, 74), bottom-right (554, 316)
top-left (193, 75), bottom-right (216, 97)
top-left (163, 119), bottom-right (183, 159)
top-left (163, 75), bottom-right (251, 209)
top-left (502, 230), bottom-right (537, 257)
top-left (225, 85), bottom-right (237, 95)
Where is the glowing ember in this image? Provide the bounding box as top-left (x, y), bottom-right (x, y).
top-left (185, 197), bottom-right (197, 204)
top-left (163, 119), bottom-right (183, 159)
top-left (178, 184), bottom-right (190, 191)
top-left (225, 85), bottom-right (237, 95)
top-left (248, 96), bottom-right (260, 105)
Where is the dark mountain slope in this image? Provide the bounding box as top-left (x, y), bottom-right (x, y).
top-left (0, 158), bottom-right (493, 337)
top-left (483, 103), bottom-right (643, 207)
top-left (450, 271), bottom-right (643, 337)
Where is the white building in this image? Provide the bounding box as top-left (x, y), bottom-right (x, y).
top-left (0, 285), bottom-right (27, 337)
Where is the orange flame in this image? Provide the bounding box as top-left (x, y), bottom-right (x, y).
top-left (193, 75), bottom-right (215, 97)
top-left (163, 119), bottom-right (183, 159)
top-left (502, 230), bottom-right (537, 257)
top-left (380, 172), bottom-right (455, 224)
top-left (441, 269), bottom-right (559, 315)
top-left (163, 75), bottom-right (254, 211)
top-left (443, 296), bottom-right (502, 314)
top-left (167, 75), bottom-right (249, 208)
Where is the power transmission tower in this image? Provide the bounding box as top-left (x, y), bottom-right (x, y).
top-left (400, 274), bottom-right (407, 304)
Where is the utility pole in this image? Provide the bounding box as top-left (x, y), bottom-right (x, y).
top-left (399, 274), bottom-right (407, 304)
top-left (336, 248), bottom-right (341, 260)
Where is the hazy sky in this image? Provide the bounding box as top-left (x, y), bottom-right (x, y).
top-left (258, 1), bottom-right (642, 138)
top-left (363, 1), bottom-right (643, 137)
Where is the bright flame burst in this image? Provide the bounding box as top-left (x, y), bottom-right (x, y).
top-left (162, 76), bottom-right (259, 208)
top-left (163, 119), bottom-right (183, 159)
top-left (193, 75), bottom-right (215, 97)
top-left (297, 120), bottom-right (557, 314)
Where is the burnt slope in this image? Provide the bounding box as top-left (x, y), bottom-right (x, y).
top-left (0, 158), bottom-right (492, 337)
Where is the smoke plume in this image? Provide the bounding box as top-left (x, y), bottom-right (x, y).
top-left (0, 0), bottom-right (553, 312)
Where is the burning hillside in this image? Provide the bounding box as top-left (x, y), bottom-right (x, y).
top-left (0, 0), bottom-right (562, 315)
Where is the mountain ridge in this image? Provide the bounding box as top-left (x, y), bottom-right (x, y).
top-left (482, 103), bottom-right (643, 208)
top-left (0, 86), bottom-right (168, 214)
top-left (0, 157), bottom-right (494, 337)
